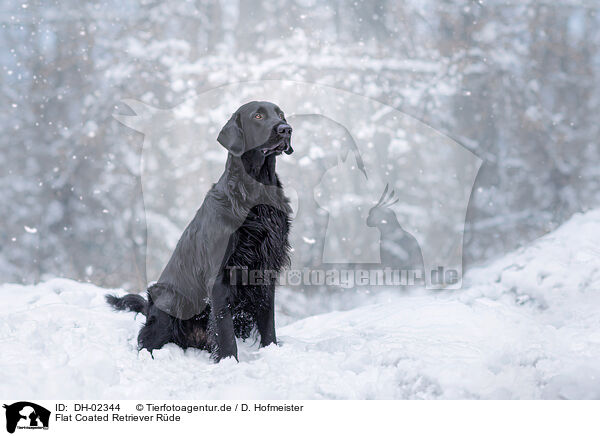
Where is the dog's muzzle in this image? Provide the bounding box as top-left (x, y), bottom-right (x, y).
top-left (262, 123), bottom-right (293, 155)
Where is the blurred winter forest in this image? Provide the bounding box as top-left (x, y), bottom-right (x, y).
top-left (1, 0), bottom-right (599, 289)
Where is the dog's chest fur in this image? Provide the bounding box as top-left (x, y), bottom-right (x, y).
top-left (228, 203), bottom-right (291, 277)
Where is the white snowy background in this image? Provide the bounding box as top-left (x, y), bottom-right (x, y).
top-left (2, 209), bottom-right (599, 399)
top-left (1, 1), bottom-right (600, 400)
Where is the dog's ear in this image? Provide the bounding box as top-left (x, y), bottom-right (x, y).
top-left (217, 111), bottom-right (245, 156)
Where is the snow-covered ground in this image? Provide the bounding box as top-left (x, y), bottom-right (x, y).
top-left (1, 210), bottom-right (600, 399)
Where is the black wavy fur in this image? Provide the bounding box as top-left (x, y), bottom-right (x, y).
top-left (105, 293), bottom-right (147, 315)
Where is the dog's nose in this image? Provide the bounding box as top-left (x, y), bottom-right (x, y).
top-left (277, 124), bottom-right (292, 137)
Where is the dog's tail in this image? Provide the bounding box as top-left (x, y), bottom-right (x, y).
top-left (105, 293), bottom-right (147, 315)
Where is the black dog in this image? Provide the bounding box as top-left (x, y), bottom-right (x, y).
top-left (107, 101), bottom-right (293, 362)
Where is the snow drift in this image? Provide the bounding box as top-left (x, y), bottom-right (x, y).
top-left (1, 210), bottom-right (599, 399)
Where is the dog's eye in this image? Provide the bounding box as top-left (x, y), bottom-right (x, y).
top-left (278, 113), bottom-right (285, 120)
top-left (254, 113), bottom-right (263, 120)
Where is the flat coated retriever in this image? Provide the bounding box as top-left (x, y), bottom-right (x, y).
top-left (106, 101), bottom-right (293, 362)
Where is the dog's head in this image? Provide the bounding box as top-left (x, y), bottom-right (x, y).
top-left (217, 101), bottom-right (293, 157)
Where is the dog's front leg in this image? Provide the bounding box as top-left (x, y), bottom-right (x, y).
top-left (257, 284), bottom-right (277, 347)
top-left (209, 283), bottom-right (238, 362)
